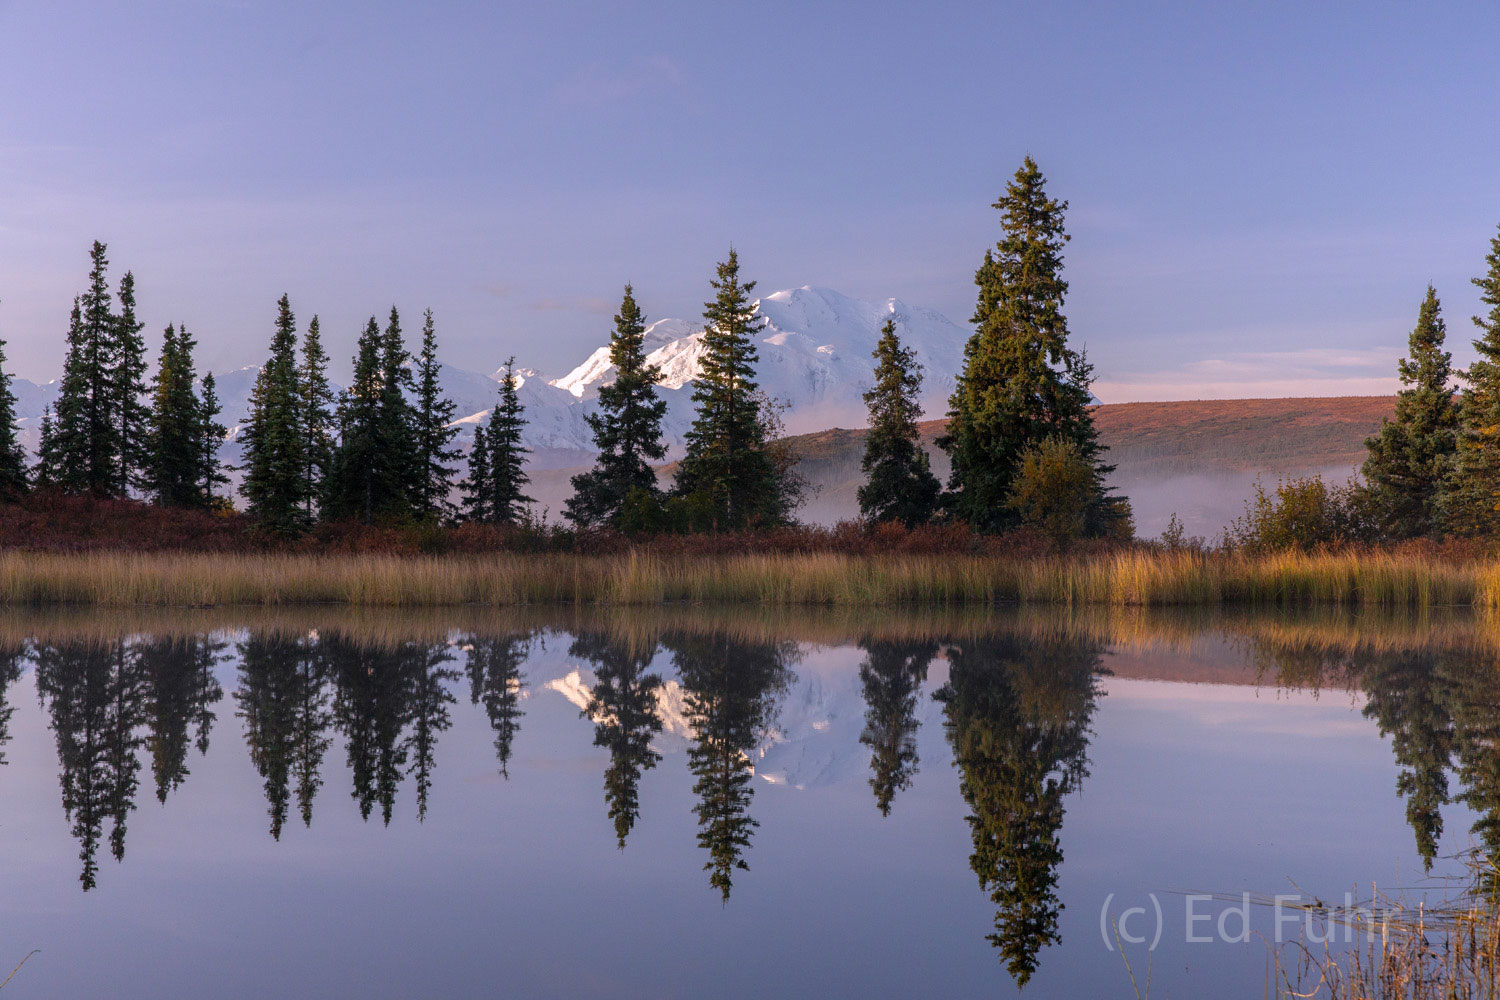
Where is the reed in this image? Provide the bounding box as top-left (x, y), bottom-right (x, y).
top-left (0, 548), bottom-right (1497, 609)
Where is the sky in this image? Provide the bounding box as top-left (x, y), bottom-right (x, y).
top-left (1, 0), bottom-right (1498, 401)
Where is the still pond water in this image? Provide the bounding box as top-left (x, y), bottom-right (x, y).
top-left (0, 606), bottom-right (1488, 997)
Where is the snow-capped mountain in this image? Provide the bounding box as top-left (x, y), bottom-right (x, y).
top-left (546, 286), bottom-right (966, 446)
top-left (7, 286), bottom-right (969, 475)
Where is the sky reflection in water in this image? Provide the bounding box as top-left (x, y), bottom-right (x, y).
top-left (0, 608), bottom-right (1489, 997)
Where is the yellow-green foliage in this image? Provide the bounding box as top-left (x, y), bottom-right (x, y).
top-left (0, 548), bottom-right (1496, 608)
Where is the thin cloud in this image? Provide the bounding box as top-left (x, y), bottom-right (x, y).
top-left (1095, 346), bottom-right (1405, 402)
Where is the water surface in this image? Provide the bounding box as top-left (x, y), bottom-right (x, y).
top-left (0, 607), bottom-right (1490, 997)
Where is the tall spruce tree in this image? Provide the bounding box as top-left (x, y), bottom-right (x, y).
top-left (412, 309), bottom-right (460, 521)
top-left (1363, 285), bottom-right (1457, 539)
top-left (45, 299), bottom-right (89, 491)
top-left (939, 159), bottom-right (1122, 535)
top-left (239, 295), bottom-right (309, 534)
top-left (297, 316), bottom-right (335, 520)
top-left (146, 324), bottom-right (201, 506)
top-left (113, 271), bottom-right (151, 496)
top-left (858, 319), bottom-right (940, 526)
top-left (324, 318), bottom-right (385, 524)
top-left (461, 419), bottom-right (492, 523)
top-left (376, 306), bottom-right (419, 520)
top-left (566, 285), bottom-right (668, 528)
top-left (50, 243), bottom-right (129, 495)
top-left (0, 307), bottom-right (27, 499)
top-left (673, 250), bottom-right (791, 529)
top-left (324, 310), bottom-right (421, 525)
top-left (1444, 226), bottom-right (1500, 536)
top-left (196, 370), bottom-right (227, 506)
top-left (33, 405), bottom-right (58, 488)
top-left (483, 358), bottom-right (533, 525)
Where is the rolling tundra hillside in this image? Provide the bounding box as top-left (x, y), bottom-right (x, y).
top-left (628, 396), bottom-right (1396, 539)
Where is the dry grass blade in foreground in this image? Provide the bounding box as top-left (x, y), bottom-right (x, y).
top-left (0, 548), bottom-right (1498, 608)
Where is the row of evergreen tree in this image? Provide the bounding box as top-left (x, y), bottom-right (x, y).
top-left (0, 160), bottom-right (1128, 537)
top-left (1360, 226), bottom-right (1500, 538)
top-left (236, 297), bottom-right (466, 534)
top-left (0, 243), bottom-right (227, 507)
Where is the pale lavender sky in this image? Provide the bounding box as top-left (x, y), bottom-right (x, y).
top-left (2, 0), bottom-right (1498, 400)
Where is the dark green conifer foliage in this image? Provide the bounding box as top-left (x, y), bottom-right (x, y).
top-left (935, 632), bottom-right (1100, 986)
top-left (79, 242), bottom-right (120, 494)
top-left (465, 634), bottom-right (531, 777)
top-left (858, 320), bottom-right (940, 526)
top-left (376, 306), bottom-right (419, 520)
top-left (1362, 286), bottom-right (1457, 539)
top-left (461, 419), bottom-right (492, 523)
top-left (1445, 226), bottom-right (1500, 536)
top-left (567, 285), bottom-right (669, 528)
top-left (326, 309), bottom-right (424, 524)
top-left (113, 271), bottom-right (150, 496)
top-left (939, 159), bottom-right (1120, 535)
top-left (666, 630), bottom-right (792, 901)
top-left (325, 318), bottom-right (385, 524)
top-left (45, 299), bottom-right (90, 492)
top-left (573, 631), bottom-right (665, 847)
top-left (51, 243), bottom-right (132, 495)
top-left (674, 250), bottom-right (793, 529)
top-left (404, 642), bottom-right (459, 822)
top-left (139, 635), bottom-right (224, 805)
top-left (33, 405), bottom-right (58, 488)
top-left (1360, 651), bottom-right (1455, 871)
top-left (413, 309), bottom-right (460, 521)
top-left (240, 295), bottom-right (309, 534)
top-left (297, 316), bottom-right (335, 520)
top-left (236, 633), bottom-right (332, 839)
top-left (146, 324), bottom-right (202, 506)
top-left (196, 371), bottom-right (228, 506)
top-left (857, 639), bottom-right (936, 816)
top-left (0, 307), bottom-right (27, 498)
top-left (483, 358), bottom-right (533, 525)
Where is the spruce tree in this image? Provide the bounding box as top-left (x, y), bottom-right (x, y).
top-left (673, 250), bottom-right (790, 529)
top-left (79, 241), bottom-right (120, 494)
top-left (484, 358), bottom-right (533, 525)
top-left (148, 324), bottom-right (224, 509)
top-left (50, 243), bottom-right (129, 495)
top-left (461, 420), bottom-right (492, 523)
top-left (0, 308), bottom-right (27, 499)
top-left (45, 299), bottom-right (91, 492)
top-left (239, 295), bottom-right (309, 534)
top-left (297, 316), bottom-right (335, 521)
top-left (566, 285), bottom-right (668, 528)
top-left (375, 306), bottom-right (419, 520)
top-left (1444, 225), bottom-right (1500, 536)
top-left (146, 324), bottom-right (199, 506)
top-left (412, 309), bottom-right (460, 521)
top-left (1363, 285), bottom-right (1457, 539)
top-left (196, 371), bottom-right (227, 507)
top-left (113, 271), bottom-right (151, 496)
top-left (323, 310), bottom-right (422, 525)
top-left (33, 405), bottom-right (58, 489)
top-left (939, 159), bottom-right (1123, 535)
top-left (858, 319), bottom-right (940, 526)
top-left (324, 318), bottom-right (384, 524)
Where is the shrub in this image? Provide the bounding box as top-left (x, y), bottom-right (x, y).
top-left (1225, 475), bottom-right (1379, 552)
top-left (1006, 437), bottom-right (1095, 547)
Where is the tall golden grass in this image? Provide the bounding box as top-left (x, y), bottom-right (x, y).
top-left (2, 548), bottom-right (1500, 609)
